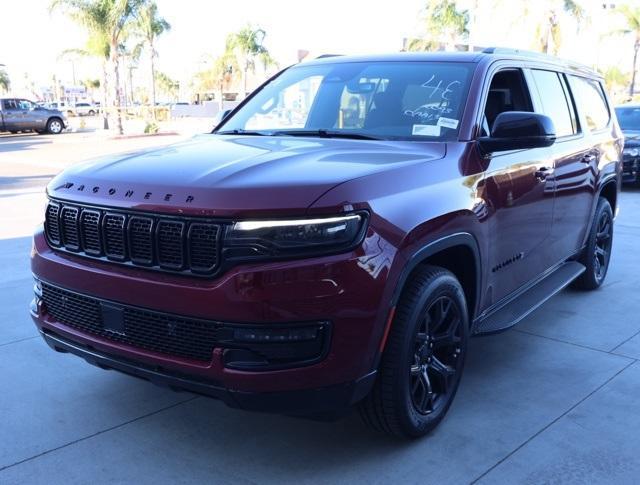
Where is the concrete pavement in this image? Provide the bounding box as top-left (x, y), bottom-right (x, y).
top-left (1, 133), bottom-right (639, 484)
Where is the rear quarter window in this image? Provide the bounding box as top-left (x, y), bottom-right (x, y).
top-left (568, 76), bottom-right (610, 131)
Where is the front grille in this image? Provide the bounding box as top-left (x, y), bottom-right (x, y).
top-left (45, 200), bottom-right (222, 276)
top-left (41, 283), bottom-right (220, 361)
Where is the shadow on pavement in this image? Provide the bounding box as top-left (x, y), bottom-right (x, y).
top-left (0, 137), bottom-right (51, 154)
top-left (0, 174), bottom-right (55, 192)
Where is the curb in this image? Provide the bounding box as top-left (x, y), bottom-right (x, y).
top-left (107, 131), bottom-right (181, 140)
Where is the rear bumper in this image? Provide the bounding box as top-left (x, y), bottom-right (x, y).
top-left (39, 328), bottom-right (376, 415)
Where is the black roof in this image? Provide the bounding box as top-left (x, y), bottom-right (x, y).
top-left (303, 48), bottom-right (600, 78)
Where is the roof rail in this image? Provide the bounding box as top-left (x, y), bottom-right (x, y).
top-left (315, 54), bottom-right (343, 59)
top-left (482, 46), bottom-right (598, 76)
top-left (482, 47), bottom-right (551, 58)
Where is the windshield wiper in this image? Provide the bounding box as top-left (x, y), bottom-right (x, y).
top-left (216, 129), bottom-right (271, 136)
top-left (271, 129), bottom-right (382, 140)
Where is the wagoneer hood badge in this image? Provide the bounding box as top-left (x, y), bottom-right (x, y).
top-left (47, 134), bottom-right (446, 216)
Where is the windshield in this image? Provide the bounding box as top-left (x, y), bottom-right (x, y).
top-left (217, 61), bottom-right (475, 141)
top-left (615, 106), bottom-right (640, 131)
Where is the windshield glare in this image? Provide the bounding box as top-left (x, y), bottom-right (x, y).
top-left (615, 107), bottom-right (640, 131)
top-left (218, 61), bottom-right (474, 140)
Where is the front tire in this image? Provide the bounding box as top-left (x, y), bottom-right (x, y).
top-left (574, 197), bottom-right (614, 290)
top-left (359, 265), bottom-right (468, 438)
top-left (47, 118), bottom-right (64, 135)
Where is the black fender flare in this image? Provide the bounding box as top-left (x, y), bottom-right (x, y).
top-left (390, 232), bottom-right (482, 318)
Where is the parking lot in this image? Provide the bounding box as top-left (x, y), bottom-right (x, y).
top-left (1, 132), bottom-right (639, 484)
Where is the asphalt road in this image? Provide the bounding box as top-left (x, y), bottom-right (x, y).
top-left (1, 132), bottom-right (639, 484)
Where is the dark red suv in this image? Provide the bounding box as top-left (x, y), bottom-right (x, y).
top-left (31, 49), bottom-right (622, 438)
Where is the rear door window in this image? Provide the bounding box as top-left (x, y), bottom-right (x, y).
top-left (531, 70), bottom-right (576, 137)
top-left (568, 76), bottom-right (610, 131)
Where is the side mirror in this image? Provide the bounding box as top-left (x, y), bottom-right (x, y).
top-left (478, 111), bottom-right (556, 153)
top-left (214, 109), bottom-right (232, 124)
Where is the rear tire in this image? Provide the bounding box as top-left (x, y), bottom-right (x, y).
top-left (573, 197), bottom-right (614, 290)
top-left (47, 118), bottom-right (64, 135)
top-left (359, 265), bottom-right (468, 438)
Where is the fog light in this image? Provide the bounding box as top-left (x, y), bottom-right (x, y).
top-left (232, 326), bottom-right (319, 343)
top-left (34, 279), bottom-right (42, 297)
top-left (222, 322), bottom-right (331, 371)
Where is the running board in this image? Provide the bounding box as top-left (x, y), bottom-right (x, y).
top-left (473, 261), bottom-right (586, 335)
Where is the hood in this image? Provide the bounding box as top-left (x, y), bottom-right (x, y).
top-left (48, 134), bottom-right (446, 217)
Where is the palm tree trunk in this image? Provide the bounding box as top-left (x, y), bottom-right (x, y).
top-left (110, 39), bottom-right (124, 135)
top-left (242, 59), bottom-right (248, 99)
top-left (101, 61), bottom-right (109, 130)
top-left (150, 41), bottom-right (157, 120)
top-left (630, 38), bottom-right (639, 98)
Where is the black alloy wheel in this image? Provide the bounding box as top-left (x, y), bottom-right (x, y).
top-left (574, 197), bottom-right (614, 290)
top-left (410, 296), bottom-right (463, 415)
top-left (359, 265), bottom-right (468, 438)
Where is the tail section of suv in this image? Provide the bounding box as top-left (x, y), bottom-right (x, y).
top-left (30, 49), bottom-right (622, 438)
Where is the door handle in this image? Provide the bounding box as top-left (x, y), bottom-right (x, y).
top-left (535, 166), bottom-right (553, 181)
top-left (581, 153), bottom-right (597, 164)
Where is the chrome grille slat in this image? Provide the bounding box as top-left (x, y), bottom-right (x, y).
top-left (44, 201), bottom-right (222, 277)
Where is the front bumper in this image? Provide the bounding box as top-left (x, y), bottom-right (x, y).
top-left (622, 157), bottom-right (640, 183)
top-left (30, 224), bottom-right (394, 401)
top-left (39, 328), bottom-right (376, 415)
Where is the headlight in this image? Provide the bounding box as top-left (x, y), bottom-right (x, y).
top-left (623, 147), bottom-right (639, 157)
top-left (224, 213), bottom-right (368, 261)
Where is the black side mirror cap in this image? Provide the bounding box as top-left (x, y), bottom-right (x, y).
top-left (478, 111), bottom-right (556, 153)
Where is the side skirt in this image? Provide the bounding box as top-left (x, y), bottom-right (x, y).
top-left (472, 261), bottom-right (586, 335)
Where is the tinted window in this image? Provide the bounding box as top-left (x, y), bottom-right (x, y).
top-left (481, 69), bottom-right (533, 136)
top-left (220, 62), bottom-right (475, 140)
top-left (615, 106), bottom-right (640, 131)
top-left (568, 76), bottom-right (610, 131)
top-left (2, 99), bottom-right (19, 110)
top-left (18, 100), bottom-right (34, 110)
top-left (531, 70), bottom-right (575, 137)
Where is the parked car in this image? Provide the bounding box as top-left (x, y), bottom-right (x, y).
top-left (73, 102), bottom-right (99, 116)
top-left (614, 103), bottom-right (640, 185)
top-left (1, 98), bottom-right (67, 134)
top-left (30, 49), bottom-right (621, 438)
top-left (43, 101), bottom-right (74, 116)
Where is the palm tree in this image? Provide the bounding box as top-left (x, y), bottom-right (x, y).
top-left (406, 0), bottom-right (469, 52)
top-left (532, 0), bottom-right (586, 56)
top-left (196, 53), bottom-right (238, 109)
top-left (225, 26), bottom-right (275, 98)
top-left (134, 2), bottom-right (170, 114)
top-left (616, 4), bottom-right (640, 97)
top-left (0, 69), bottom-right (9, 94)
top-left (59, 37), bottom-right (110, 128)
top-left (51, 0), bottom-right (146, 134)
top-left (155, 71), bottom-right (178, 101)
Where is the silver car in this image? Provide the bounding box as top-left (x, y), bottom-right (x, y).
top-left (0, 98), bottom-right (67, 134)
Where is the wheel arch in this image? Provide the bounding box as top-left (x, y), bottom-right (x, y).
top-left (390, 232), bottom-right (482, 323)
top-left (598, 176), bottom-right (618, 214)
